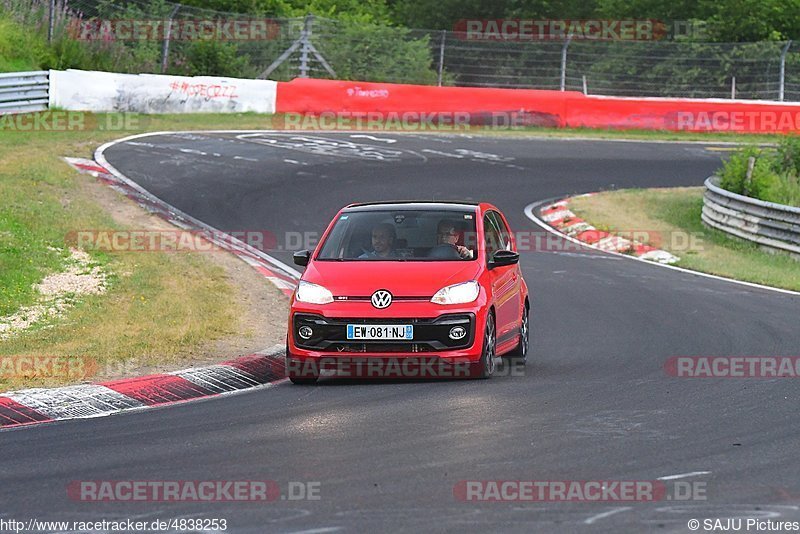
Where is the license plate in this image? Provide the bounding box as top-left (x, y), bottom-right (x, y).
top-left (347, 324), bottom-right (413, 340)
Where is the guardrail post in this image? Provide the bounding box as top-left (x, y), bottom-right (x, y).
top-left (780, 40), bottom-right (792, 101)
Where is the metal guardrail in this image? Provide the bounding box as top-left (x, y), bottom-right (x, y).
top-left (702, 176), bottom-right (800, 258)
top-left (0, 71), bottom-right (49, 114)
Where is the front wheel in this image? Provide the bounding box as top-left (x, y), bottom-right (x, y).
top-left (476, 313), bottom-right (496, 379)
top-left (506, 306), bottom-right (529, 364)
top-left (286, 349), bottom-right (318, 385)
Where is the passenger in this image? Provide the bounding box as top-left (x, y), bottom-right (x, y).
top-left (359, 223), bottom-right (397, 259)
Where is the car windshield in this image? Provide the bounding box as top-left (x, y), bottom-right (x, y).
top-left (316, 209), bottom-right (478, 261)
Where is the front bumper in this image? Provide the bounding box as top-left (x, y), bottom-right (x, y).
top-left (292, 313), bottom-right (476, 353)
top-left (288, 300), bottom-right (488, 363)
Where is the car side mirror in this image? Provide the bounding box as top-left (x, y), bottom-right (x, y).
top-left (488, 249), bottom-right (519, 269)
top-left (293, 250), bottom-right (311, 267)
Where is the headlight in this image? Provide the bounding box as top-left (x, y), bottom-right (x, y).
top-left (431, 280), bottom-right (480, 305)
top-left (295, 281), bottom-right (334, 304)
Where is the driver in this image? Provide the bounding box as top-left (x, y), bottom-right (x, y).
top-left (359, 223), bottom-right (397, 259)
top-left (429, 220), bottom-right (473, 259)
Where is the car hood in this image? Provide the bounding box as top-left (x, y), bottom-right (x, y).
top-left (302, 260), bottom-right (482, 297)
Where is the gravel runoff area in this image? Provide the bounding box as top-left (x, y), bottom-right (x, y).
top-left (0, 247), bottom-right (107, 341)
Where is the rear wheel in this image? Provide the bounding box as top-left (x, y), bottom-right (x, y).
top-left (507, 306), bottom-right (529, 364)
top-left (477, 313), bottom-right (496, 379)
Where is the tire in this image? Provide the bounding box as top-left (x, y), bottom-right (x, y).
top-left (477, 312), bottom-right (496, 379)
top-left (286, 348), bottom-right (318, 385)
top-left (506, 305), bottom-right (529, 364)
top-left (289, 375), bottom-right (318, 385)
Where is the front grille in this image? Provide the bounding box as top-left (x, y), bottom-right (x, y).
top-left (327, 343), bottom-right (436, 353)
top-left (293, 313), bottom-right (475, 353)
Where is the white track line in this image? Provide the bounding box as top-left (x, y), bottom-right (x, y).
top-left (524, 199), bottom-right (800, 297)
top-left (94, 132), bottom-right (302, 281)
top-left (657, 471), bottom-right (711, 481)
top-left (584, 507), bottom-right (632, 525)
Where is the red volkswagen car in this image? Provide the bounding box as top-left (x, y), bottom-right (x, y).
top-left (287, 201), bottom-right (529, 383)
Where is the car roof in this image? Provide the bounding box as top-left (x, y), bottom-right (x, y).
top-left (343, 201), bottom-right (481, 213)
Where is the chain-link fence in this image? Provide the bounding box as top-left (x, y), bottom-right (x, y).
top-left (4, 0), bottom-right (800, 101)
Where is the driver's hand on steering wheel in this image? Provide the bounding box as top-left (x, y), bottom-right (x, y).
top-left (455, 245), bottom-right (473, 259)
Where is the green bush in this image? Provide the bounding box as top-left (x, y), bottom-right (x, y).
top-left (776, 135), bottom-right (800, 176)
top-left (313, 21), bottom-right (439, 84)
top-left (747, 161), bottom-right (782, 200)
top-left (0, 17), bottom-right (51, 72)
top-left (719, 146), bottom-right (766, 194)
top-left (169, 40), bottom-right (256, 78)
top-left (764, 172), bottom-right (800, 207)
top-left (718, 138), bottom-right (800, 207)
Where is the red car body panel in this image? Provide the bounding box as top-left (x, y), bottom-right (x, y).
top-left (287, 202), bottom-right (529, 377)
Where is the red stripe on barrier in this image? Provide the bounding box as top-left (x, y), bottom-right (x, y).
top-left (565, 93), bottom-right (800, 133)
top-left (0, 397), bottom-right (52, 427)
top-left (276, 78), bottom-right (800, 133)
top-left (102, 374), bottom-right (216, 406)
top-left (276, 78), bottom-right (570, 127)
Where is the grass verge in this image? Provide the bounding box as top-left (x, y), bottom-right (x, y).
top-left (0, 113), bottom-right (297, 392)
top-left (569, 187), bottom-right (800, 291)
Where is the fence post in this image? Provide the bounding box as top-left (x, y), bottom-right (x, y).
top-left (731, 76), bottom-right (736, 99)
top-left (743, 156), bottom-right (756, 197)
top-left (437, 30), bottom-right (446, 87)
top-left (258, 16), bottom-right (335, 79)
top-left (161, 4), bottom-right (181, 74)
top-left (582, 75), bottom-right (587, 95)
top-left (780, 40), bottom-right (792, 101)
top-left (48, 0), bottom-right (55, 43)
top-left (560, 34), bottom-right (572, 91)
top-left (299, 15), bottom-right (313, 78)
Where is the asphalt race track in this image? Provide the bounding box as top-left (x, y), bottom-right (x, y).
top-left (3, 133), bottom-right (800, 533)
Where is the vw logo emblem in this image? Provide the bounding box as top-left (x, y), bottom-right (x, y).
top-left (371, 290), bottom-right (393, 309)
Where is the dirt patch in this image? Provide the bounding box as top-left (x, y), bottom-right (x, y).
top-left (0, 248), bottom-right (108, 341)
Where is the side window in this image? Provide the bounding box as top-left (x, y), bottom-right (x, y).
top-left (489, 211), bottom-right (513, 251)
top-left (483, 214), bottom-right (502, 258)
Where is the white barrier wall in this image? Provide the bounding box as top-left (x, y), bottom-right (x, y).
top-left (49, 69), bottom-right (277, 113)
